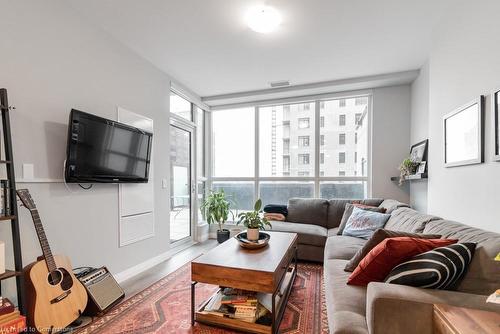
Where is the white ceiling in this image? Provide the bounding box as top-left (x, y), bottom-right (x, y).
top-left (68, 0), bottom-right (453, 97)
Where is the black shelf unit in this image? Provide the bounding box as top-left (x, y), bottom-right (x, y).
top-left (390, 173), bottom-right (428, 182)
top-left (0, 88), bottom-right (25, 314)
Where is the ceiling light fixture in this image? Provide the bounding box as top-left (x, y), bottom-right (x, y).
top-left (245, 6), bottom-right (282, 34)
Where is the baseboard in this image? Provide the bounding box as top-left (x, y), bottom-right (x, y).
top-left (114, 249), bottom-right (173, 284)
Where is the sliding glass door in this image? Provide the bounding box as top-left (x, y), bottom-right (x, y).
top-left (169, 123), bottom-right (193, 243)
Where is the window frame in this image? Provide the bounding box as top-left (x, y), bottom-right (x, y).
top-left (208, 92), bottom-right (372, 203)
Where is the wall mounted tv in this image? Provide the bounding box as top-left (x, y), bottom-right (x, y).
top-left (65, 109), bottom-right (153, 183)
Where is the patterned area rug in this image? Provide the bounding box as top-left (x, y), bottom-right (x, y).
top-left (77, 262), bottom-right (328, 334)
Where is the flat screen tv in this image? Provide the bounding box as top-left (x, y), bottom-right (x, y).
top-left (65, 109), bottom-right (153, 183)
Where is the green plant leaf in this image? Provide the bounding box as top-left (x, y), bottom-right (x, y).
top-left (254, 198), bottom-right (262, 211)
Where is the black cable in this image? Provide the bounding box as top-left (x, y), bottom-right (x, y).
top-left (78, 184), bottom-right (93, 190)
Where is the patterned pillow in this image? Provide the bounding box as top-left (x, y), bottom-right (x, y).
top-left (337, 203), bottom-right (387, 235)
top-left (342, 207), bottom-right (391, 239)
top-left (385, 243), bottom-right (476, 289)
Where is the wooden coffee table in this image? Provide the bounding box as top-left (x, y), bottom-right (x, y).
top-left (191, 231), bottom-right (298, 334)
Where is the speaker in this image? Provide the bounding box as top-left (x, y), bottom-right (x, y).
top-left (78, 267), bottom-right (125, 315)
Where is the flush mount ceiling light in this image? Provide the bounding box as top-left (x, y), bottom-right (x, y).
top-left (245, 6), bottom-right (282, 33)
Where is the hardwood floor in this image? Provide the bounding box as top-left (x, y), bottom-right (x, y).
top-left (120, 239), bottom-right (218, 297)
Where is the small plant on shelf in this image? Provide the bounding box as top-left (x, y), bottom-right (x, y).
top-left (236, 199), bottom-right (271, 241)
top-left (398, 157), bottom-right (420, 185)
top-left (201, 190), bottom-right (234, 243)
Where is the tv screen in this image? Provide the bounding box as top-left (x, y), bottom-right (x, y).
top-left (65, 109), bottom-right (153, 183)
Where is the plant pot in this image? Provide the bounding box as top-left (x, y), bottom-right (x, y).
top-left (246, 228), bottom-right (260, 241)
top-left (217, 229), bottom-right (230, 243)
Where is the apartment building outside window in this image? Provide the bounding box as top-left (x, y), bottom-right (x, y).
top-left (298, 136), bottom-right (310, 147)
top-left (210, 96), bottom-right (370, 209)
top-left (339, 99), bottom-right (346, 107)
top-left (339, 133), bottom-right (346, 145)
top-left (339, 114), bottom-right (346, 126)
top-left (298, 117), bottom-right (310, 129)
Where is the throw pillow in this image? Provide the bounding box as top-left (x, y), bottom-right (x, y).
top-left (337, 203), bottom-right (387, 235)
top-left (347, 237), bottom-right (457, 286)
top-left (385, 243), bottom-right (476, 290)
top-left (342, 207), bottom-right (391, 239)
top-left (344, 229), bottom-right (442, 272)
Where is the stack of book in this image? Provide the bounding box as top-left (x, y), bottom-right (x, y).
top-left (202, 288), bottom-right (268, 323)
top-left (0, 298), bottom-right (25, 333)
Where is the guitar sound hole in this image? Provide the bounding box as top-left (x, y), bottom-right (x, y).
top-left (47, 268), bottom-right (74, 290)
top-left (47, 270), bottom-right (62, 285)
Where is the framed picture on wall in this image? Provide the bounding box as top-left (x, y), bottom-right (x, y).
top-left (410, 139), bottom-right (428, 163)
top-left (493, 89), bottom-right (500, 161)
top-left (443, 96), bottom-right (484, 167)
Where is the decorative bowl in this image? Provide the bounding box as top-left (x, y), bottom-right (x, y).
top-left (235, 232), bottom-right (270, 249)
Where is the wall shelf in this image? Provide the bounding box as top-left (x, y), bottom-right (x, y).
top-left (0, 270), bottom-right (22, 281)
top-left (390, 173), bottom-right (428, 182)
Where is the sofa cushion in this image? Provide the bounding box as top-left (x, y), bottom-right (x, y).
top-left (327, 198), bottom-right (384, 229)
top-left (287, 198), bottom-right (329, 227)
top-left (378, 199), bottom-right (410, 214)
top-left (324, 259), bottom-right (369, 334)
top-left (385, 243), bottom-right (476, 290)
top-left (423, 219), bottom-right (500, 295)
top-left (342, 208), bottom-right (391, 239)
top-left (347, 237), bottom-right (457, 286)
top-left (384, 207), bottom-right (441, 233)
top-left (269, 221), bottom-right (327, 247)
top-left (344, 229), bottom-right (442, 272)
top-left (325, 235), bottom-right (367, 260)
top-left (338, 203), bottom-right (388, 235)
top-left (328, 227), bottom-right (340, 237)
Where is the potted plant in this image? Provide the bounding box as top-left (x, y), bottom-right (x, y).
top-left (201, 190), bottom-right (233, 243)
top-left (398, 157), bottom-right (420, 185)
top-left (236, 199), bottom-right (271, 241)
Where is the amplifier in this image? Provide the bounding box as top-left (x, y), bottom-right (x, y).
top-left (78, 267), bottom-right (125, 315)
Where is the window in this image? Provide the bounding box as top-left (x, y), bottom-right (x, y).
top-left (212, 107), bottom-right (254, 177)
top-left (283, 156), bottom-right (290, 172)
top-left (283, 139), bottom-right (290, 154)
top-left (339, 114), bottom-right (346, 126)
top-left (298, 117), bottom-right (310, 129)
top-left (170, 91), bottom-right (192, 121)
top-left (339, 133), bottom-right (346, 145)
top-left (339, 152), bottom-right (346, 163)
top-left (195, 107), bottom-right (205, 178)
top-left (210, 96), bottom-right (370, 205)
top-left (298, 136), bottom-right (310, 147)
top-left (355, 113), bottom-right (362, 125)
top-left (298, 154), bottom-right (310, 165)
top-left (260, 103), bottom-right (314, 177)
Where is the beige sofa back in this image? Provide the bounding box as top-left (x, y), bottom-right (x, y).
top-left (423, 219), bottom-right (500, 296)
top-left (385, 207), bottom-right (441, 233)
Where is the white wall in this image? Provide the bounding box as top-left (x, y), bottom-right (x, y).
top-left (411, 0), bottom-right (500, 232)
top-left (0, 0), bottom-right (197, 302)
top-left (409, 61), bottom-right (429, 212)
top-left (371, 85), bottom-right (411, 203)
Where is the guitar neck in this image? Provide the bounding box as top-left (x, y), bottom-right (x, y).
top-left (31, 208), bottom-right (57, 272)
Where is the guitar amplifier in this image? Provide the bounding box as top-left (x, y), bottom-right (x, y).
top-left (78, 267), bottom-right (125, 315)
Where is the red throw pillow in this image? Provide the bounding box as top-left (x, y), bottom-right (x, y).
top-left (347, 237), bottom-right (457, 286)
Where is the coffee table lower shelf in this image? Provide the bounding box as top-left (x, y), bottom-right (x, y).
top-left (193, 266), bottom-right (296, 334)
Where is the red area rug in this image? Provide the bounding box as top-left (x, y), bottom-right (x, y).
top-left (77, 262), bottom-right (328, 334)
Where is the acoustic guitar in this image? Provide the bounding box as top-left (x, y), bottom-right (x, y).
top-left (17, 189), bottom-right (88, 333)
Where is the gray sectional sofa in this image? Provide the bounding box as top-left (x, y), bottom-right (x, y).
top-left (269, 198), bottom-right (500, 334)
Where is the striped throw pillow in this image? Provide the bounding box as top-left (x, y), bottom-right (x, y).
top-left (384, 243), bottom-right (476, 290)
